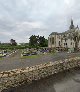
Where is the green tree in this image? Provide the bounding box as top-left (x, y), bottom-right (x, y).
top-left (29, 35), bottom-right (48, 47)
top-left (29, 35), bottom-right (38, 47)
top-left (39, 36), bottom-right (48, 47)
top-left (10, 39), bottom-right (17, 46)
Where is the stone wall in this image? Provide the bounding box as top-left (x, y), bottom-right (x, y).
top-left (0, 57), bottom-right (80, 91)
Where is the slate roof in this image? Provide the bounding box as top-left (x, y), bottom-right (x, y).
top-left (50, 32), bottom-right (66, 36)
top-left (50, 32), bottom-right (58, 35)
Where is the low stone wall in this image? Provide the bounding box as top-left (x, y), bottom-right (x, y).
top-left (0, 57), bottom-right (80, 91)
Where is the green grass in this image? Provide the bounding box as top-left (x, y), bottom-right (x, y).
top-left (51, 52), bottom-right (57, 55)
top-left (21, 55), bottom-right (42, 59)
top-left (21, 52), bottom-right (57, 59)
top-left (0, 57), bottom-right (3, 60)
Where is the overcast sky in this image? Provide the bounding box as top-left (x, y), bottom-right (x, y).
top-left (0, 0), bottom-right (80, 43)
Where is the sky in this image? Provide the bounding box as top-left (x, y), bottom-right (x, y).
top-left (0, 0), bottom-right (80, 43)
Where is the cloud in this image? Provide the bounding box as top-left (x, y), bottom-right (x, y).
top-left (16, 21), bottom-right (44, 29)
top-left (0, 0), bottom-right (80, 43)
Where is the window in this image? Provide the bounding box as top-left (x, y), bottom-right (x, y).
top-left (59, 41), bottom-right (60, 46)
top-left (50, 38), bottom-right (51, 43)
top-left (71, 42), bottom-right (72, 45)
top-left (64, 43), bottom-right (65, 46)
top-left (71, 38), bottom-right (72, 41)
top-left (65, 39), bottom-right (66, 42)
top-left (66, 43), bottom-right (67, 45)
top-left (73, 43), bottom-right (74, 47)
top-left (59, 35), bottom-right (61, 39)
top-left (52, 37), bottom-right (54, 44)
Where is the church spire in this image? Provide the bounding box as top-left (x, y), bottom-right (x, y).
top-left (69, 19), bottom-right (74, 30)
top-left (71, 19), bottom-right (73, 25)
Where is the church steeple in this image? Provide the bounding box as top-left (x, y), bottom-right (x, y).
top-left (69, 19), bottom-right (74, 30)
top-left (71, 19), bottom-right (73, 25)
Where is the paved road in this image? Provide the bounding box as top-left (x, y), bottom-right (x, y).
top-left (0, 50), bottom-right (80, 71)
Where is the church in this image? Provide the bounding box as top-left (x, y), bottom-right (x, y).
top-left (48, 19), bottom-right (80, 50)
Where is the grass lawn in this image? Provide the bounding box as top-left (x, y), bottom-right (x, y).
top-left (0, 57), bottom-right (3, 60)
top-left (21, 54), bottom-right (43, 59)
top-left (21, 52), bottom-right (57, 59)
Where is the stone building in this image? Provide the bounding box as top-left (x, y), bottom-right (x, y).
top-left (48, 19), bottom-right (80, 50)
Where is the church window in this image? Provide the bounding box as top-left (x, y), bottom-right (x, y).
top-left (69, 34), bottom-right (70, 37)
top-left (64, 43), bottom-right (65, 46)
top-left (66, 43), bottom-right (67, 45)
top-left (50, 38), bottom-right (51, 43)
top-left (65, 39), bottom-right (66, 42)
top-left (59, 41), bottom-right (61, 46)
top-left (52, 37), bottom-right (54, 44)
top-left (59, 35), bottom-right (61, 39)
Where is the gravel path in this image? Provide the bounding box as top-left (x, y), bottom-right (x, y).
top-left (0, 50), bottom-right (80, 71)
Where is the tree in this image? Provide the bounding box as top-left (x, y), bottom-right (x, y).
top-left (39, 36), bottom-right (48, 47)
top-left (29, 35), bottom-right (48, 47)
top-left (39, 36), bottom-right (45, 47)
top-left (29, 35), bottom-right (38, 47)
top-left (45, 39), bottom-right (48, 47)
top-left (10, 39), bottom-right (17, 46)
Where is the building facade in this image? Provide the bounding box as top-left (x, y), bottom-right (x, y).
top-left (48, 19), bottom-right (80, 50)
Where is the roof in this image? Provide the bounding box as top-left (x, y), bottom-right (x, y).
top-left (50, 32), bottom-right (65, 36)
top-left (49, 29), bottom-right (76, 36)
top-left (50, 32), bottom-right (58, 35)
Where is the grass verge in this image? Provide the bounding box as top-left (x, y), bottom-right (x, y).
top-left (21, 55), bottom-right (42, 59)
top-left (21, 52), bottom-right (56, 59)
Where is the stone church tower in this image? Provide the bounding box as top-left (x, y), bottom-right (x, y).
top-left (48, 19), bottom-right (80, 50)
